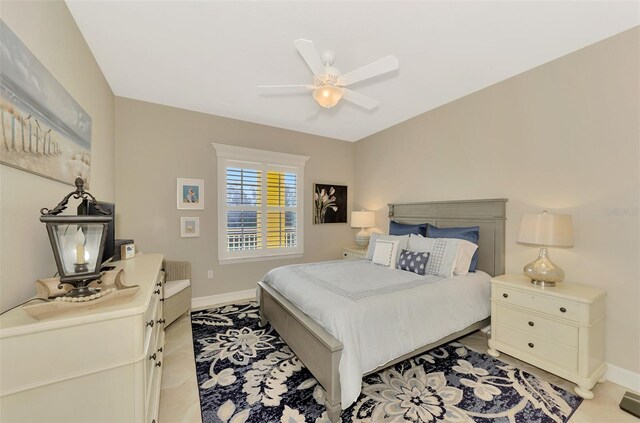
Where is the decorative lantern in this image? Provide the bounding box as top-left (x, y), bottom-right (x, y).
top-left (40, 178), bottom-right (112, 297)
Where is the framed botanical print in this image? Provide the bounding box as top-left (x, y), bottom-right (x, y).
top-left (177, 178), bottom-right (204, 210)
top-left (180, 217), bottom-right (200, 237)
top-left (313, 183), bottom-right (347, 224)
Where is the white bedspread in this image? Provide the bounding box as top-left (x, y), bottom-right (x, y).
top-left (261, 259), bottom-right (491, 408)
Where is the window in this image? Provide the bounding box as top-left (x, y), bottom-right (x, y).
top-left (213, 143), bottom-right (309, 263)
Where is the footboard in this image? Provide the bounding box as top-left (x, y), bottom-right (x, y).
top-left (258, 282), bottom-right (343, 421)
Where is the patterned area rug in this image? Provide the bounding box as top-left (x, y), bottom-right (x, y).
top-left (191, 302), bottom-right (582, 423)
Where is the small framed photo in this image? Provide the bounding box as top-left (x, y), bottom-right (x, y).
top-left (180, 217), bottom-right (200, 238)
top-left (121, 243), bottom-right (136, 260)
top-left (177, 178), bottom-right (204, 210)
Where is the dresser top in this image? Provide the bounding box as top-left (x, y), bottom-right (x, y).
top-left (0, 254), bottom-right (163, 338)
top-left (492, 274), bottom-right (606, 303)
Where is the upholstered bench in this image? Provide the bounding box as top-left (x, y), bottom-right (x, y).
top-left (163, 260), bottom-right (192, 326)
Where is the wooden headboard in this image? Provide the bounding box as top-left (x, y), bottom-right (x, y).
top-left (388, 199), bottom-right (508, 276)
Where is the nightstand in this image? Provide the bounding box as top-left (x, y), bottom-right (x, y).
top-left (342, 246), bottom-right (367, 259)
top-left (487, 274), bottom-right (606, 399)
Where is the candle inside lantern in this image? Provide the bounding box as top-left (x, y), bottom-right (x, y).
top-left (75, 228), bottom-right (86, 264)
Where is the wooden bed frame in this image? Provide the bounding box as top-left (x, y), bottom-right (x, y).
top-left (258, 198), bottom-right (507, 422)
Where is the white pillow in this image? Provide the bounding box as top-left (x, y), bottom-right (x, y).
top-left (452, 239), bottom-right (479, 276)
top-left (371, 239), bottom-right (400, 268)
top-left (366, 233), bottom-right (409, 262)
top-left (406, 236), bottom-right (460, 278)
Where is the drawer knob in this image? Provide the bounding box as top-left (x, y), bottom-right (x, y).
top-left (149, 353), bottom-right (156, 361)
top-left (158, 347), bottom-right (163, 353)
top-left (528, 342), bottom-right (534, 348)
top-left (157, 318), bottom-right (166, 325)
top-left (160, 297), bottom-right (165, 303)
top-left (146, 319), bottom-right (154, 328)
top-left (155, 361), bottom-right (162, 367)
top-left (560, 307), bottom-right (567, 313)
top-left (502, 293), bottom-right (509, 298)
top-left (528, 321), bottom-right (534, 327)
top-left (156, 282), bottom-right (162, 287)
top-left (153, 289), bottom-right (161, 295)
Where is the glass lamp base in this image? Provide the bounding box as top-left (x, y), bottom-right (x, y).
top-left (523, 246), bottom-right (565, 287)
top-left (530, 279), bottom-right (557, 287)
top-left (355, 228), bottom-right (370, 248)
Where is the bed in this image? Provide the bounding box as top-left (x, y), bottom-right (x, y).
top-left (258, 198), bottom-right (507, 422)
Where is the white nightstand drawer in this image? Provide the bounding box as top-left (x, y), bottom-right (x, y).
top-left (342, 247), bottom-right (367, 260)
top-left (495, 323), bottom-right (578, 372)
top-left (495, 286), bottom-right (579, 322)
top-left (495, 304), bottom-right (578, 347)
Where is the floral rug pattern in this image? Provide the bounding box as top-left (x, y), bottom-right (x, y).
top-left (191, 302), bottom-right (582, 423)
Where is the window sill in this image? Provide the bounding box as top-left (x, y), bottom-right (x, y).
top-left (218, 253), bottom-right (303, 265)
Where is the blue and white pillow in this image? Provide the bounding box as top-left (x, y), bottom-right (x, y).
top-left (397, 249), bottom-right (430, 275)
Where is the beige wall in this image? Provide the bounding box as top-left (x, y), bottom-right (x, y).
top-left (0, 1), bottom-right (115, 312)
top-left (114, 97), bottom-right (355, 299)
top-left (354, 28), bottom-right (640, 373)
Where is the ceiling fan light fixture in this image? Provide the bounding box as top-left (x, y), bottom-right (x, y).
top-left (313, 84), bottom-right (344, 108)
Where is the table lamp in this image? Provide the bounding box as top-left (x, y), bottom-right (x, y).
top-left (518, 210), bottom-right (573, 287)
top-left (351, 210), bottom-right (375, 248)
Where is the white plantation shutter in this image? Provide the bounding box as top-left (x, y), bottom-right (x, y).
top-left (213, 144), bottom-right (308, 263)
top-left (226, 168), bottom-right (262, 251)
top-left (266, 171), bottom-right (297, 249)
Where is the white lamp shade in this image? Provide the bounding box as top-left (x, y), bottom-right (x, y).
top-left (351, 211), bottom-right (375, 228)
top-left (518, 211), bottom-right (573, 247)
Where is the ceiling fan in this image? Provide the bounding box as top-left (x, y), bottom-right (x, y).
top-left (259, 39), bottom-right (399, 110)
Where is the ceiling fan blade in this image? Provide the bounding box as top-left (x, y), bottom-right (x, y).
top-left (342, 89), bottom-right (379, 110)
top-left (339, 55), bottom-right (399, 86)
top-left (293, 39), bottom-right (325, 77)
top-left (258, 84), bottom-right (315, 91)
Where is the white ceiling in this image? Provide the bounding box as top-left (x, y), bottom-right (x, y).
top-left (66, 1), bottom-right (639, 142)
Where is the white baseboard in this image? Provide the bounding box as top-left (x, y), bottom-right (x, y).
top-left (191, 288), bottom-right (257, 311)
top-left (606, 363), bottom-right (640, 393)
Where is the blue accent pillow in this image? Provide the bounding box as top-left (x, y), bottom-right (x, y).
top-left (427, 224), bottom-right (480, 272)
top-left (398, 249), bottom-right (430, 275)
top-left (389, 221), bottom-right (427, 236)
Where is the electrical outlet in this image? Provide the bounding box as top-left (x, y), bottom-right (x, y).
top-left (207, 270), bottom-right (214, 279)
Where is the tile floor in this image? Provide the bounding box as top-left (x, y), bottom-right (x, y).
top-left (159, 309), bottom-right (638, 423)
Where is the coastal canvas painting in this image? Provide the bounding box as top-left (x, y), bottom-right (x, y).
top-left (0, 20), bottom-right (92, 187)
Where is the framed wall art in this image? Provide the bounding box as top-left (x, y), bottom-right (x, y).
top-left (177, 178), bottom-right (204, 209)
top-left (313, 183), bottom-right (347, 224)
top-left (180, 217), bottom-right (200, 238)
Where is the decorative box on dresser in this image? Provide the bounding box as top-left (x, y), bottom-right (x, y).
top-left (487, 274), bottom-right (606, 399)
top-left (342, 246), bottom-right (367, 259)
top-left (0, 253), bottom-right (166, 423)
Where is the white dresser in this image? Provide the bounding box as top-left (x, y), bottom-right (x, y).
top-left (342, 246), bottom-right (367, 259)
top-left (487, 274), bottom-right (606, 399)
top-left (0, 254), bottom-right (165, 423)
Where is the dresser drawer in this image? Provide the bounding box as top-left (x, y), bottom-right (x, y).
top-left (494, 304), bottom-right (578, 347)
top-left (494, 286), bottom-right (579, 322)
top-left (146, 331), bottom-right (164, 423)
top-left (494, 323), bottom-right (578, 372)
top-left (145, 330), bottom-right (164, 412)
top-left (144, 295), bottom-right (160, 353)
